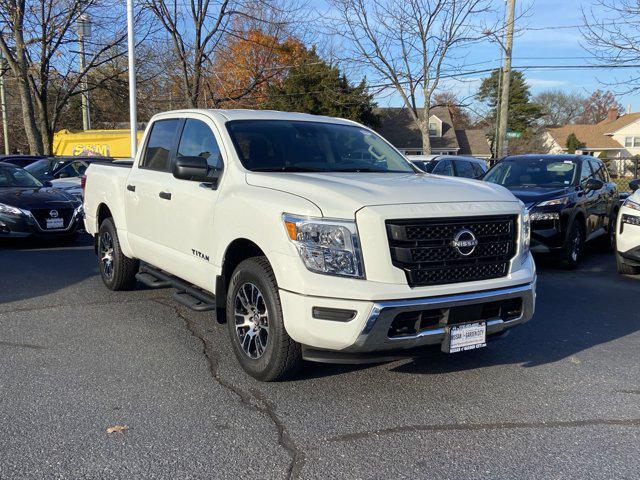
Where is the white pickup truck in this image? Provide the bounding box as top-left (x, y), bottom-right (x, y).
top-left (84, 109), bottom-right (536, 381)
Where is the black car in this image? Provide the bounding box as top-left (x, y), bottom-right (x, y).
top-left (484, 154), bottom-right (619, 267)
top-left (0, 163), bottom-right (83, 238)
top-left (409, 155), bottom-right (488, 179)
top-left (0, 155), bottom-right (47, 168)
top-left (24, 156), bottom-right (113, 182)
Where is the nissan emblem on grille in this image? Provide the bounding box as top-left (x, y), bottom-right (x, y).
top-left (49, 210), bottom-right (59, 218)
top-left (450, 229), bottom-right (478, 257)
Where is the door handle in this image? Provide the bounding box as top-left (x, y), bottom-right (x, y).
top-left (159, 191), bottom-right (172, 200)
top-left (127, 184), bottom-right (136, 192)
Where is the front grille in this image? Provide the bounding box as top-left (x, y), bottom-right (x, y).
top-left (30, 208), bottom-right (73, 230)
top-left (387, 215), bottom-right (518, 287)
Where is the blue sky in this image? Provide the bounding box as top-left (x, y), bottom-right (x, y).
top-left (371, 0), bottom-right (640, 114)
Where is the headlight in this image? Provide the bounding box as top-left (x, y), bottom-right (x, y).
top-left (283, 214), bottom-right (365, 279)
top-left (516, 204), bottom-right (530, 267)
top-left (530, 212), bottom-right (560, 221)
top-left (0, 202), bottom-right (24, 216)
top-left (623, 198), bottom-right (640, 211)
top-left (536, 196), bottom-right (569, 207)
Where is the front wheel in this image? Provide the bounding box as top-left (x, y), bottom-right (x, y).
top-left (226, 257), bottom-right (303, 381)
top-left (562, 221), bottom-right (584, 269)
top-left (98, 218), bottom-right (139, 290)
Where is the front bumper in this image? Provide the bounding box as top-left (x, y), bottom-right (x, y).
top-left (281, 278), bottom-right (536, 358)
top-left (0, 208), bottom-right (83, 238)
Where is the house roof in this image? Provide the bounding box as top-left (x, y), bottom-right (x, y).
top-left (546, 124), bottom-right (622, 150)
top-left (374, 107), bottom-right (460, 150)
top-left (597, 112), bottom-right (640, 133)
top-left (455, 129), bottom-right (491, 157)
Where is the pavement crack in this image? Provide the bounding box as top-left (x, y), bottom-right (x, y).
top-left (0, 297), bottom-right (166, 315)
top-left (328, 418), bottom-right (640, 443)
top-left (153, 298), bottom-right (306, 480)
top-left (0, 341), bottom-right (45, 350)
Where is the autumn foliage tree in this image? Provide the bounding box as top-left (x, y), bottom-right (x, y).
top-left (207, 29), bottom-right (306, 107)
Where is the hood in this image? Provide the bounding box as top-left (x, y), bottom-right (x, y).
top-left (506, 186), bottom-right (572, 209)
top-left (246, 172), bottom-right (518, 218)
top-left (0, 187), bottom-right (80, 210)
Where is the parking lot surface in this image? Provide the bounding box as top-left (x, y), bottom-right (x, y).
top-left (1, 237), bottom-right (639, 479)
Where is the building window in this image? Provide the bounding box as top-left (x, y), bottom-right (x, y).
top-left (634, 137), bottom-right (640, 147)
top-left (626, 137), bottom-right (633, 147)
top-left (428, 122), bottom-right (437, 136)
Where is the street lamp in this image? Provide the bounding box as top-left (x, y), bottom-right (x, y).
top-left (78, 14), bottom-right (92, 131)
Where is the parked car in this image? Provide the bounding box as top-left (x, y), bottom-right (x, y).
top-left (0, 162), bottom-right (83, 238)
top-left (83, 109), bottom-right (536, 381)
top-left (616, 179), bottom-right (640, 275)
top-left (0, 155), bottom-right (47, 168)
top-left (408, 155), bottom-right (488, 179)
top-left (484, 154), bottom-right (619, 268)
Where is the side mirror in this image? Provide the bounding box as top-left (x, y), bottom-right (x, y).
top-left (43, 180), bottom-right (53, 187)
top-left (173, 156), bottom-right (219, 183)
top-left (584, 178), bottom-right (604, 192)
top-left (630, 179), bottom-right (639, 192)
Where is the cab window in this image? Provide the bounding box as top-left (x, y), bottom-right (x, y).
top-left (177, 119), bottom-right (223, 169)
top-left (579, 160), bottom-right (593, 184)
top-left (432, 159), bottom-right (454, 176)
top-left (589, 160), bottom-right (608, 182)
top-left (141, 119), bottom-right (181, 172)
top-left (454, 160), bottom-right (476, 178)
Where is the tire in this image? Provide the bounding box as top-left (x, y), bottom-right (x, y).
top-left (600, 211), bottom-right (618, 252)
top-left (562, 220), bottom-right (584, 269)
top-left (98, 218), bottom-right (139, 291)
top-left (226, 256), bottom-right (303, 381)
top-left (617, 252), bottom-right (639, 275)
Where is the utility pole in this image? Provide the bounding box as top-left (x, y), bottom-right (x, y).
top-left (496, 0), bottom-right (516, 158)
top-left (127, 0), bottom-right (138, 158)
top-left (78, 15), bottom-right (92, 131)
top-left (0, 50), bottom-right (9, 154)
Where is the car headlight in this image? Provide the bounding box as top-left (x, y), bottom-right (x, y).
top-left (623, 198), bottom-right (640, 211)
top-left (530, 211), bottom-right (560, 221)
top-left (283, 214), bottom-right (365, 279)
top-left (0, 202), bottom-right (24, 216)
top-left (536, 196), bottom-right (569, 207)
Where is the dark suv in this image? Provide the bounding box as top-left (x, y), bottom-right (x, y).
top-left (484, 154), bottom-right (619, 267)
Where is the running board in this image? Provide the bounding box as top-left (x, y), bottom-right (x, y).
top-left (138, 264), bottom-right (216, 312)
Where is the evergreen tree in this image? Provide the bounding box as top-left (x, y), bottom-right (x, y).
top-left (566, 133), bottom-right (586, 153)
top-left (264, 48), bottom-right (379, 127)
top-left (476, 70), bottom-right (543, 136)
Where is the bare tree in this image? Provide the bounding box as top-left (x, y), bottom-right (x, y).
top-left (0, 0), bottom-right (132, 154)
top-left (327, 0), bottom-right (493, 153)
top-left (582, 0), bottom-right (640, 94)
top-left (534, 90), bottom-right (586, 126)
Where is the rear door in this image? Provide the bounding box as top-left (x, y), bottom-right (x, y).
top-left (124, 118), bottom-right (182, 266)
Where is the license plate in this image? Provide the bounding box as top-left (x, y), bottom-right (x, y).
top-left (444, 322), bottom-right (486, 353)
top-left (45, 217), bottom-right (64, 229)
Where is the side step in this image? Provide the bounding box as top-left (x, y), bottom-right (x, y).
top-left (138, 264), bottom-right (216, 312)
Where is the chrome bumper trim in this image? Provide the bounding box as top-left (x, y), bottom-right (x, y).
top-left (345, 281), bottom-right (536, 353)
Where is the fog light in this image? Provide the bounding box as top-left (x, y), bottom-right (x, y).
top-left (622, 214), bottom-right (640, 226)
top-left (530, 212), bottom-right (560, 222)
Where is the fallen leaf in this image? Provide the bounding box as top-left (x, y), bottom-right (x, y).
top-left (106, 425), bottom-right (129, 434)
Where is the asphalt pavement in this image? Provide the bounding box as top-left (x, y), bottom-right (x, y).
top-left (1, 236), bottom-right (639, 479)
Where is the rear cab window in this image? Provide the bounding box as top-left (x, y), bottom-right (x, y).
top-left (140, 119), bottom-right (181, 172)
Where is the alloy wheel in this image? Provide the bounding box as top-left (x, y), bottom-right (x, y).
top-left (571, 229), bottom-right (581, 262)
top-left (99, 231), bottom-right (115, 279)
top-left (234, 282), bottom-right (269, 359)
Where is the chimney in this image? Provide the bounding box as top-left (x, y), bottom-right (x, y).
top-left (607, 107), bottom-right (618, 122)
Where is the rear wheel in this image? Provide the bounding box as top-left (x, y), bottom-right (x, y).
top-left (617, 252), bottom-right (639, 275)
top-left (562, 221), bottom-right (584, 269)
top-left (98, 218), bottom-right (139, 290)
top-left (226, 256), bottom-right (302, 381)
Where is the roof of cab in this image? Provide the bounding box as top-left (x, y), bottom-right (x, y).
top-left (152, 108), bottom-right (361, 126)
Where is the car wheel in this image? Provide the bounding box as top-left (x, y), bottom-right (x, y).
top-left (562, 221), bottom-right (584, 269)
top-left (616, 252), bottom-right (639, 275)
top-left (98, 218), bottom-right (139, 291)
top-left (226, 256), bottom-right (303, 381)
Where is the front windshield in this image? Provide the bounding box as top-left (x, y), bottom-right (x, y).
top-left (226, 120), bottom-right (415, 173)
top-left (25, 158), bottom-right (55, 178)
top-left (0, 167), bottom-right (44, 188)
top-left (484, 157), bottom-right (578, 188)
